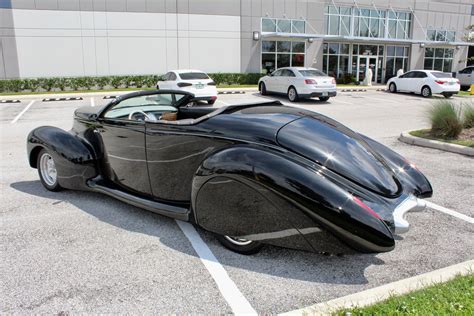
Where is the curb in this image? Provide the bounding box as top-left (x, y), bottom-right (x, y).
top-left (280, 259), bottom-right (474, 316)
top-left (0, 99), bottom-right (21, 103)
top-left (339, 88), bottom-right (367, 92)
top-left (399, 131), bottom-right (474, 157)
top-left (218, 91), bottom-right (246, 95)
top-left (42, 97), bottom-right (83, 102)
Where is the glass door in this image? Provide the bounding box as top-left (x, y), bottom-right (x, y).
top-left (357, 56), bottom-right (379, 83)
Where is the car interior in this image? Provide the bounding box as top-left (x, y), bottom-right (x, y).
top-left (102, 93), bottom-right (218, 124)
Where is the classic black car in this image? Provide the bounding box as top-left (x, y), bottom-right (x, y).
top-left (27, 90), bottom-right (432, 255)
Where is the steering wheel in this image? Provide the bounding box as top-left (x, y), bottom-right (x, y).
top-left (128, 110), bottom-right (150, 121)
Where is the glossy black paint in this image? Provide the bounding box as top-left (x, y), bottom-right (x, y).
top-left (27, 90), bottom-right (433, 254)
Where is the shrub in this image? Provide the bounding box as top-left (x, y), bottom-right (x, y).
top-left (110, 76), bottom-right (124, 89)
top-left (428, 100), bottom-right (463, 138)
top-left (462, 103), bottom-right (474, 129)
top-left (22, 79), bottom-right (40, 92)
top-left (95, 76), bottom-right (109, 90)
top-left (38, 78), bottom-right (56, 91)
top-left (56, 78), bottom-right (67, 91)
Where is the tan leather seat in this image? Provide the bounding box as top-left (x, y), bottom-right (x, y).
top-left (160, 112), bottom-right (177, 121)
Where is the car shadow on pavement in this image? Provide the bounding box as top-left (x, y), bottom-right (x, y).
top-left (11, 180), bottom-right (385, 285)
top-left (251, 93), bottom-right (333, 104)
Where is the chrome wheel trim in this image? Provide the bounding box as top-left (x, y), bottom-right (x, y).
top-left (390, 83), bottom-right (395, 92)
top-left (288, 88), bottom-right (296, 101)
top-left (422, 87), bottom-right (430, 97)
top-left (39, 153), bottom-right (57, 186)
top-left (224, 236), bottom-right (253, 246)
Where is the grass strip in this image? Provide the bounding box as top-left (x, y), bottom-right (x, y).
top-left (410, 129), bottom-right (474, 148)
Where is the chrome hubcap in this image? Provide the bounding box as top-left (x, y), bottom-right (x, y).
top-left (289, 89), bottom-right (296, 100)
top-left (224, 236), bottom-right (253, 246)
top-left (423, 88), bottom-right (429, 96)
top-left (40, 153), bottom-right (57, 186)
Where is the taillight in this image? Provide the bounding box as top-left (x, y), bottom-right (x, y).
top-left (455, 79), bottom-right (460, 84)
top-left (177, 82), bottom-right (193, 87)
top-left (332, 78), bottom-right (336, 84)
top-left (207, 81), bottom-right (216, 86)
top-left (353, 196), bottom-right (381, 219)
top-left (435, 80), bottom-right (446, 85)
top-left (305, 79), bottom-right (317, 84)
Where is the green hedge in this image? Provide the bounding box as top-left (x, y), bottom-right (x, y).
top-left (0, 73), bottom-right (264, 93)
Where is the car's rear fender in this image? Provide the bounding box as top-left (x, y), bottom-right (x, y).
top-left (360, 134), bottom-right (433, 198)
top-left (27, 126), bottom-right (97, 190)
top-left (192, 145), bottom-right (395, 253)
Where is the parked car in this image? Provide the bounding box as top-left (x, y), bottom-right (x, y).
top-left (157, 70), bottom-right (217, 104)
top-left (258, 67), bottom-right (337, 102)
top-left (387, 70), bottom-right (460, 98)
top-left (27, 90), bottom-right (432, 255)
top-left (454, 66), bottom-right (473, 91)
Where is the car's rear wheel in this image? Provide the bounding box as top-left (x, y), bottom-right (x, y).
top-left (288, 86), bottom-right (299, 102)
top-left (389, 83), bottom-right (397, 93)
top-left (207, 99), bottom-right (216, 105)
top-left (215, 235), bottom-right (263, 255)
top-left (421, 86), bottom-right (432, 98)
top-left (259, 82), bottom-right (267, 95)
top-left (319, 96), bottom-right (330, 102)
top-left (37, 149), bottom-right (62, 191)
top-left (442, 92), bottom-right (453, 99)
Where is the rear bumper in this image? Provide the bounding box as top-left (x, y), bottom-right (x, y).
top-left (392, 195), bottom-right (427, 234)
top-left (301, 91), bottom-right (337, 98)
top-left (431, 85), bottom-right (460, 94)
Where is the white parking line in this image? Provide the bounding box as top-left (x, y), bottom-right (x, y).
top-left (425, 201), bottom-right (474, 224)
top-left (176, 220), bottom-right (257, 315)
top-left (90, 97), bottom-right (95, 107)
top-left (10, 100), bottom-right (35, 124)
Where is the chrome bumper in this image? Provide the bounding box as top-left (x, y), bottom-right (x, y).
top-left (393, 196), bottom-right (426, 234)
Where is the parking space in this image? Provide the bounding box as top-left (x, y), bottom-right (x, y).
top-left (1, 91), bottom-right (473, 313)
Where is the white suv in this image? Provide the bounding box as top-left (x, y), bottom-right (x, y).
top-left (455, 66), bottom-right (473, 91)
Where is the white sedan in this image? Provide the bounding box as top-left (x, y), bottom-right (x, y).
top-left (258, 67), bottom-right (337, 102)
top-left (157, 70), bottom-right (218, 104)
top-left (387, 70), bottom-right (460, 98)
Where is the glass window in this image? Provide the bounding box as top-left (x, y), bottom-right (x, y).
top-left (427, 30), bottom-right (436, 41)
top-left (262, 40), bottom-right (305, 72)
top-left (291, 54), bottom-right (305, 67)
top-left (262, 54), bottom-right (276, 74)
top-left (446, 31), bottom-right (455, 42)
top-left (328, 43), bottom-right (339, 54)
top-left (323, 42), bottom-right (350, 79)
top-left (103, 94), bottom-right (181, 120)
top-left (262, 41), bottom-right (276, 52)
top-left (277, 54), bottom-right (291, 68)
top-left (299, 69), bottom-right (327, 77)
top-left (277, 41), bottom-right (291, 53)
top-left (424, 47), bottom-right (452, 72)
top-left (277, 19), bottom-right (291, 33)
top-left (341, 44), bottom-right (350, 55)
top-left (292, 42), bottom-right (305, 53)
top-left (431, 72), bottom-right (453, 78)
top-left (262, 18), bottom-right (276, 32)
top-left (291, 20), bottom-right (305, 33)
top-left (179, 72), bottom-right (209, 80)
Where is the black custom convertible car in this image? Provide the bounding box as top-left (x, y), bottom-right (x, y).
top-left (27, 90), bottom-right (432, 254)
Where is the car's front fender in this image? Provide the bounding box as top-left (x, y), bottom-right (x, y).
top-left (27, 126), bottom-right (97, 190)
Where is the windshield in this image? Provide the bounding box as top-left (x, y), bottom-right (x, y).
top-left (299, 69), bottom-right (327, 77)
top-left (179, 72), bottom-right (209, 80)
top-left (431, 72), bottom-right (453, 78)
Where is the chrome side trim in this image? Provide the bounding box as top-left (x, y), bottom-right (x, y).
top-left (393, 195), bottom-right (426, 234)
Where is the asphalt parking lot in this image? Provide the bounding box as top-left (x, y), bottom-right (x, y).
top-left (1, 90), bottom-right (473, 313)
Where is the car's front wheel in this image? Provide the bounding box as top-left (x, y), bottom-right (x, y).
top-left (287, 86), bottom-right (299, 102)
top-left (216, 235), bottom-right (263, 255)
top-left (319, 96), bottom-right (330, 102)
top-left (259, 82), bottom-right (267, 95)
top-left (421, 86), bottom-right (432, 98)
top-left (37, 148), bottom-right (62, 191)
top-left (389, 82), bottom-right (397, 93)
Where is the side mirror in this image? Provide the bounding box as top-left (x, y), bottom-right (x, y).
top-left (268, 73), bottom-right (273, 77)
top-left (88, 113), bottom-right (98, 121)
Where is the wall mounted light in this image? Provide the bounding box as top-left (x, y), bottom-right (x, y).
top-left (455, 45), bottom-right (460, 50)
top-left (253, 31), bottom-right (260, 41)
top-left (308, 38), bottom-right (314, 43)
top-left (419, 43), bottom-right (425, 48)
